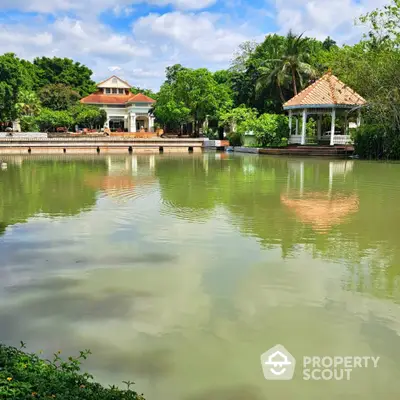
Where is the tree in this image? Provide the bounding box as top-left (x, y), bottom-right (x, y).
top-left (15, 90), bottom-right (41, 132)
top-left (153, 83), bottom-right (191, 133)
top-left (173, 68), bottom-right (232, 135)
top-left (322, 36), bottom-right (337, 51)
top-left (358, 0), bottom-right (400, 48)
top-left (257, 31), bottom-right (316, 101)
top-left (165, 64), bottom-right (186, 85)
top-left (33, 57), bottom-right (96, 96)
top-left (38, 84), bottom-right (80, 111)
top-left (219, 105), bottom-right (258, 133)
top-left (71, 104), bottom-right (107, 129)
top-left (15, 90), bottom-right (41, 117)
top-left (35, 108), bottom-right (74, 132)
top-left (0, 53), bottom-right (24, 122)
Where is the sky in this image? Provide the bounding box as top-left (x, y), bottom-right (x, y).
top-left (0, 0), bottom-right (387, 90)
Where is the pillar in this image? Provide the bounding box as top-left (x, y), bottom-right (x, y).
top-left (295, 117), bottom-right (299, 136)
top-left (344, 113), bottom-right (348, 136)
top-left (317, 115), bottom-right (322, 140)
top-left (357, 109), bottom-right (362, 128)
top-left (148, 116), bottom-right (154, 132)
top-left (289, 110), bottom-right (292, 135)
top-left (130, 113), bottom-right (136, 133)
top-left (301, 109), bottom-right (307, 145)
top-left (330, 108), bottom-right (336, 146)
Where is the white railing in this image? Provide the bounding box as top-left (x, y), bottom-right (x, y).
top-left (289, 135), bottom-right (353, 145)
top-left (288, 135), bottom-right (302, 144)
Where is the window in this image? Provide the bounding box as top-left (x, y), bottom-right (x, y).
top-left (112, 78), bottom-right (118, 84)
top-left (118, 89), bottom-right (124, 94)
top-left (112, 88), bottom-right (118, 94)
top-left (105, 88), bottom-right (111, 94)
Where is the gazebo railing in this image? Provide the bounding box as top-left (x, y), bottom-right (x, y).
top-left (288, 135), bottom-right (353, 145)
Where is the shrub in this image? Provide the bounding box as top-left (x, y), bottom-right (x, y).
top-left (0, 343), bottom-right (145, 400)
top-left (227, 131), bottom-right (243, 146)
top-left (35, 109), bottom-right (74, 132)
top-left (354, 124), bottom-right (400, 159)
top-left (19, 116), bottom-right (39, 132)
top-left (239, 113), bottom-right (289, 147)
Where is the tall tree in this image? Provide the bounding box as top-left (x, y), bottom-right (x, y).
top-left (33, 57), bottom-right (96, 96)
top-left (257, 31), bottom-right (316, 100)
top-left (38, 83), bottom-right (80, 111)
top-left (174, 68), bottom-right (232, 135)
top-left (0, 53), bottom-right (24, 122)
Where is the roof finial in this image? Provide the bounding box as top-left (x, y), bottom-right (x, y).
top-left (327, 67), bottom-right (332, 75)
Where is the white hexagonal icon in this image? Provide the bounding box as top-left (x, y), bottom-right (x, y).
top-left (261, 344), bottom-right (296, 380)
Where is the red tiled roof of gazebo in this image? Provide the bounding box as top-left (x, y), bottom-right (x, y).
top-left (283, 72), bottom-right (366, 109)
top-left (80, 92), bottom-right (156, 105)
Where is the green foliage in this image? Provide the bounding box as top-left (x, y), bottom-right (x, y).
top-left (33, 57), bottom-right (96, 96)
top-left (0, 343), bottom-right (144, 400)
top-left (153, 83), bottom-right (191, 132)
top-left (35, 108), bottom-right (74, 132)
top-left (0, 53), bottom-right (24, 122)
top-left (19, 116), bottom-right (39, 132)
top-left (155, 66), bottom-right (233, 135)
top-left (15, 90), bottom-right (41, 118)
top-left (218, 105), bottom-right (258, 132)
top-left (39, 84), bottom-right (80, 111)
top-left (239, 113), bottom-right (289, 147)
top-left (354, 124), bottom-right (400, 159)
top-left (256, 31), bottom-right (317, 103)
top-left (227, 131), bottom-right (243, 146)
top-left (71, 104), bottom-right (107, 129)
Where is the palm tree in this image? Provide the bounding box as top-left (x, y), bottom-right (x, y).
top-left (257, 31), bottom-right (316, 102)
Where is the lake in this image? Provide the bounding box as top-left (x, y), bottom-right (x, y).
top-left (1, 153), bottom-right (400, 399)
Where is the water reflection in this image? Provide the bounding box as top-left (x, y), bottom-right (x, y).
top-left (2, 154), bottom-right (400, 399)
top-left (281, 161), bottom-right (359, 233)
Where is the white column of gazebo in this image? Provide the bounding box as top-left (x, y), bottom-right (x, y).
top-left (287, 107), bottom-right (362, 146)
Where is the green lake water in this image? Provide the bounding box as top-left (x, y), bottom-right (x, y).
top-left (1, 153), bottom-right (400, 399)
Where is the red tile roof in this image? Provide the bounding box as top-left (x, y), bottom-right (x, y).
top-left (283, 72), bottom-right (366, 109)
top-left (80, 92), bottom-right (156, 105)
top-left (129, 93), bottom-right (156, 103)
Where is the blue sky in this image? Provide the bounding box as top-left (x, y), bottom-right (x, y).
top-left (0, 0), bottom-right (386, 90)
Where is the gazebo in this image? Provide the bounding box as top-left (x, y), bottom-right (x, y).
top-left (283, 71), bottom-right (366, 146)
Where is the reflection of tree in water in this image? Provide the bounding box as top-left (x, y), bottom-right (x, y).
top-left (0, 156), bottom-right (107, 234)
top-left (155, 155), bottom-right (400, 301)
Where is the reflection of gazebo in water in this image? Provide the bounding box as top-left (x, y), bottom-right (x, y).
top-left (281, 161), bottom-right (359, 232)
top-left (283, 71), bottom-right (366, 146)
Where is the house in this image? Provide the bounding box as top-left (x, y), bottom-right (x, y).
top-left (80, 76), bottom-right (156, 132)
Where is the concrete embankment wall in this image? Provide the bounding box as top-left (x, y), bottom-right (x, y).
top-left (0, 137), bottom-right (205, 154)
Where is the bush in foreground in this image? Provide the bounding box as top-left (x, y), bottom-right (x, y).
top-left (0, 343), bottom-right (145, 400)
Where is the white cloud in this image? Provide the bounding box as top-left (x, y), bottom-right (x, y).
top-left (134, 12), bottom-right (250, 62)
top-left (273, 0), bottom-right (388, 43)
top-left (52, 17), bottom-right (150, 60)
top-left (108, 66), bottom-right (123, 72)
